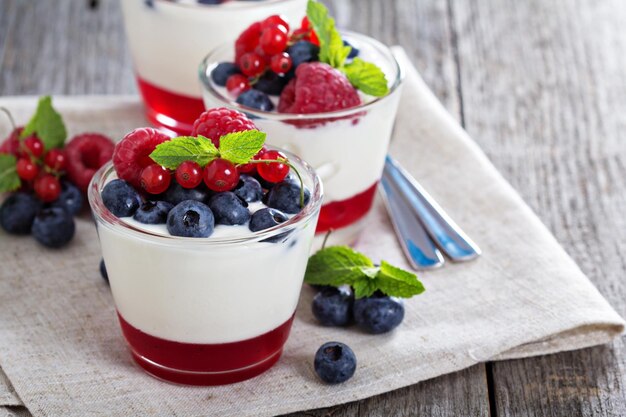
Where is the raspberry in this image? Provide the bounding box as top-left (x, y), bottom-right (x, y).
top-left (65, 133), bottom-right (116, 193)
top-left (278, 62), bottom-right (361, 114)
top-left (0, 128), bottom-right (23, 156)
top-left (190, 108), bottom-right (256, 148)
top-left (112, 128), bottom-right (170, 189)
top-left (235, 22), bottom-right (263, 63)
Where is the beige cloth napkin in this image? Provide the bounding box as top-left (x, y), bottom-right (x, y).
top-left (0, 49), bottom-right (623, 416)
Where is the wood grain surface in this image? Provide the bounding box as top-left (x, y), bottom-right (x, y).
top-left (1, 0), bottom-right (625, 416)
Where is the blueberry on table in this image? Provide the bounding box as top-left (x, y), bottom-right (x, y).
top-left (100, 259), bottom-right (109, 283)
top-left (266, 181), bottom-right (310, 214)
top-left (234, 175), bottom-right (263, 203)
top-left (167, 200), bottom-right (215, 238)
top-left (314, 342), bottom-right (357, 384)
top-left (236, 90), bottom-right (275, 112)
top-left (211, 62), bottom-right (241, 86)
top-left (208, 192), bottom-right (250, 226)
top-left (133, 201), bottom-right (174, 224)
top-left (51, 180), bottom-right (83, 216)
top-left (353, 293), bottom-right (405, 334)
top-left (163, 182), bottom-right (210, 205)
top-left (312, 286), bottom-right (354, 327)
top-left (32, 207), bottom-right (75, 248)
top-left (0, 193), bottom-right (41, 234)
top-left (101, 179), bottom-right (141, 218)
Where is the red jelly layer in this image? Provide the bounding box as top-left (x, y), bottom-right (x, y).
top-left (118, 312), bottom-right (295, 385)
top-left (136, 76), bottom-right (206, 135)
top-left (316, 182), bottom-right (378, 233)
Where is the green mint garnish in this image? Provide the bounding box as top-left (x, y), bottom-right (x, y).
top-left (306, 0), bottom-right (389, 97)
top-left (0, 154), bottom-right (20, 193)
top-left (304, 246), bottom-right (425, 299)
top-left (20, 96), bottom-right (67, 150)
top-left (218, 130), bottom-right (267, 165)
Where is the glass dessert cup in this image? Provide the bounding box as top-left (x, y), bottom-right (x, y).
top-left (120, 0), bottom-right (307, 135)
top-left (199, 31), bottom-right (403, 248)
top-left (88, 153), bottom-right (322, 386)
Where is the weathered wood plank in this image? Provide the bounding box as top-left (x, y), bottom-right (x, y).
top-left (451, 0), bottom-right (626, 415)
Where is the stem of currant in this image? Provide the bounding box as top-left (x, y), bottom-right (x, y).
top-left (0, 107), bottom-right (16, 131)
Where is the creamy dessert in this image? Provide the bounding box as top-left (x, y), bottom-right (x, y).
top-left (88, 108), bottom-right (322, 385)
top-left (120, 0), bottom-right (307, 134)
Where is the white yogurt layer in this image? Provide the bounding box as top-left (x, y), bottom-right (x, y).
top-left (121, 0), bottom-right (307, 97)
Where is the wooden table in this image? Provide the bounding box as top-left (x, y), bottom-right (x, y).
top-left (2, 1), bottom-right (625, 415)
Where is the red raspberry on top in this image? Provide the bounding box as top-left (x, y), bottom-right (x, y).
top-left (191, 108), bottom-right (257, 147)
top-left (65, 133), bottom-right (116, 193)
top-left (112, 128), bottom-right (170, 189)
top-left (278, 62), bottom-right (361, 114)
top-left (235, 22), bottom-right (263, 63)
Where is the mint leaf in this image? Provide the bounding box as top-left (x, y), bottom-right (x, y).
top-left (352, 278), bottom-right (380, 299)
top-left (219, 130), bottom-right (266, 165)
top-left (304, 246), bottom-right (375, 287)
top-left (0, 154), bottom-right (20, 193)
top-left (150, 135), bottom-right (219, 169)
top-left (343, 58), bottom-right (389, 97)
top-left (376, 261), bottom-right (425, 298)
top-left (21, 96), bottom-right (67, 150)
top-left (306, 0), bottom-right (351, 68)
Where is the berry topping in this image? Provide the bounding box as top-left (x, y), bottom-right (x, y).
top-left (0, 193), bottom-right (41, 235)
top-left (343, 40), bottom-right (359, 59)
top-left (166, 200), bottom-right (215, 238)
top-left (260, 15), bottom-right (289, 33)
top-left (253, 72), bottom-right (287, 96)
top-left (140, 164), bottom-right (171, 195)
top-left (16, 158), bottom-right (39, 181)
top-left (248, 207), bottom-right (288, 232)
top-left (101, 179), bottom-right (141, 218)
top-left (314, 342), bottom-right (356, 384)
top-left (22, 136), bottom-right (44, 158)
top-left (278, 62), bottom-right (361, 114)
top-left (43, 149), bottom-right (67, 172)
top-left (51, 180), bottom-right (83, 216)
top-left (211, 62), bottom-right (241, 87)
top-left (65, 133), bottom-right (115, 193)
top-left (32, 206), bottom-right (75, 248)
top-left (266, 181), bottom-right (310, 214)
top-left (353, 293), bottom-right (405, 334)
top-left (256, 150), bottom-right (289, 183)
top-left (203, 158), bottom-right (240, 192)
top-left (235, 22), bottom-right (262, 63)
top-left (208, 192), bottom-right (251, 226)
top-left (133, 200), bottom-right (174, 225)
top-left (226, 74), bottom-right (251, 97)
top-left (163, 182), bottom-right (210, 206)
top-left (312, 286), bottom-right (354, 327)
top-left (270, 53), bottom-right (293, 75)
top-left (190, 108), bottom-right (256, 148)
top-left (233, 174), bottom-right (263, 202)
top-left (236, 90), bottom-right (274, 112)
top-left (0, 128), bottom-right (22, 156)
top-left (100, 259), bottom-right (109, 283)
top-left (286, 41), bottom-right (320, 70)
top-left (238, 52), bottom-right (266, 78)
top-left (34, 174), bottom-right (61, 203)
top-left (112, 128), bottom-right (169, 189)
top-left (260, 26), bottom-right (288, 55)
top-left (175, 161), bottom-right (203, 189)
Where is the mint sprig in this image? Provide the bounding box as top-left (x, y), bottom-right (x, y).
top-left (304, 246), bottom-right (425, 299)
top-left (0, 154), bottom-right (20, 193)
top-left (306, 0), bottom-right (389, 97)
top-left (21, 96), bottom-right (67, 150)
top-left (219, 130), bottom-right (267, 164)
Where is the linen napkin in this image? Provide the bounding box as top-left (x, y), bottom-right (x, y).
top-left (0, 49), bottom-right (623, 417)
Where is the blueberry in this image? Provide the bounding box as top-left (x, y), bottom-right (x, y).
top-left (208, 192), bottom-right (250, 226)
top-left (0, 193), bottom-right (41, 234)
top-left (163, 182), bottom-right (210, 206)
top-left (133, 201), bottom-right (174, 224)
top-left (353, 293), bottom-right (405, 334)
top-left (266, 181), bottom-right (310, 214)
top-left (167, 200), bottom-right (215, 238)
top-left (255, 171), bottom-right (297, 190)
top-left (287, 41), bottom-right (320, 69)
top-left (51, 180), bottom-right (83, 216)
top-left (343, 40), bottom-right (360, 59)
top-left (100, 258), bottom-right (109, 283)
top-left (234, 175), bottom-right (263, 203)
top-left (32, 207), bottom-right (75, 248)
top-left (236, 90), bottom-right (274, 112)
top-left (249, 208), bottom-right (288, 232)
top-left (312, 286), bottom-right (354, 327)
top-left (198, 0), bottom-right (222, 4)
top-left (211, 62), bottom-right (241, 86)
top-left (253, 72), bottom-right (287, 96)
top-left (314, 342), bottom-right (357, 384)
top-left (102, 179), bottom-right (141, 218)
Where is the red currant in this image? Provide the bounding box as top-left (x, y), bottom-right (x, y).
top-left (260, 27), bottom-right (288, 55)
top-left (226, 74), bottom-right (251, 96)
top-left (34, 174), bottom-right (61, 202)
top-left (239, 53), bottom-right (266, 77)
top-left (43, 149), bottom-right (66, 172)
top-left (175, 161), bottom-right (203, 189)
top-left (270, 53), bottom-right (293, 75)
top-left (261, 15), bottom-right (289, 33)
top-left (203, 158), bottom-right (240, 192)
top-left (16, 158), bottom-right (39, 181)
top-left (310, 30), bottom-right (320, 46)
top-left (257, 150), bottom-right (290, 183)
top-left (22, 136), bottom-right (44, 158)
top-left (237, 163), bottom-right (256, 175)
top-left (301, 16), bottom-right (310, 29)
top-left (140, 164), bottom-right (171, 194)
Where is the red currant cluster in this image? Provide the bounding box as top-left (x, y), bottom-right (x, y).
top-left (14, 136), bottom-right (66, 202)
